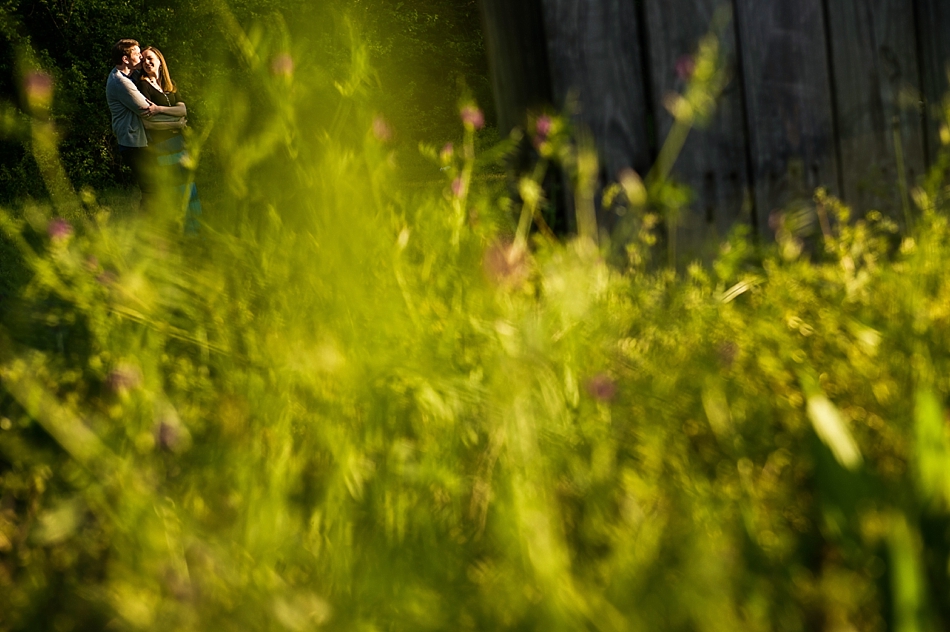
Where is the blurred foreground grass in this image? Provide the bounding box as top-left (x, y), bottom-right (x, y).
top-left (5, 13), bottom-right (950, 632)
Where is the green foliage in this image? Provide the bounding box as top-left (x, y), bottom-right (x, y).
top-left (7, 8), bottom-right (950, 632)
top-left (350, 0), bottom-right (493, 144)
top-left (0, 0), bottom-right (194, 197)
top-left (0, 0), bottom-right (488, 201)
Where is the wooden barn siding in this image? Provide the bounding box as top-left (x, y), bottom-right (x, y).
top-left (824, 0), bottom-right (926, 214)
top-left (733, 0), bottom-right (840, 234)
top-left (540, 0), bottom-right (653, 180)
top-left (479, 0), bottom-right (554, 135)
top-left (480, 0), bottom-right (950, 242)
top-left (915, 0), bottom-right (950, 164)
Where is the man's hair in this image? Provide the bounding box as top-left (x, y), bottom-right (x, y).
top-left (112, 39), bottom-right (139, 66)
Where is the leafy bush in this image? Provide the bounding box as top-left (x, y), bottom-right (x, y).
top-left (0, 0), bottom-right (488, 203)
top-left (6, 10), bottom-right (950, 632)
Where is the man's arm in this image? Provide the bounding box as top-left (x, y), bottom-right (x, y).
top-left (108, 72), bottom-right (152, 117)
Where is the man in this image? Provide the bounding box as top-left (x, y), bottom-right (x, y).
top-left (106, 38), bottom-right (183, 209)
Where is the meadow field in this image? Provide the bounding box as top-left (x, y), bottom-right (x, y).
top-left (4, 4), bottom-right (950, 631)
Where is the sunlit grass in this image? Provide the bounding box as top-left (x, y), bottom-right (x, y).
top-left (4, 9), bottom-right (950, 632)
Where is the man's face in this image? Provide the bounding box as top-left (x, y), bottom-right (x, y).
top-left (126, 46), bottom-right (142, 68)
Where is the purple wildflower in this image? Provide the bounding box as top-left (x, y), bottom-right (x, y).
top-left (717, 341), bottom-right (739, 369)
top-left (535, 115), bottom-right (552, 141)
top-left (107, 363), bottom-right (142, 393)
top-left (586, 373), bottom-right (618, 402)
top-left (156, 421), bottom-right (180, 451)
top-left (372, 116), bottom-right (392, 142)
top-left (270, 54), bottom-right (294, 77)
top-left (460, 105), bottom-right (485, 130)
top-left (24, 70), bottom-right (53, 109)
top-left (439, 143), bottom-right (454, 164)
top-left (154, 403), bottom-right (188, 453)
top-left (47, 218), bottom-right (72, 242)
top-left (675, 55), bottom-right (695, 82)
top-left (451, 177), bottom-right (464, 198)
top-left (96, 270), bottom-right (117, 286)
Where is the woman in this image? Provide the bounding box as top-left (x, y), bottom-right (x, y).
top-left (135, 46), bottom-right (201, 234)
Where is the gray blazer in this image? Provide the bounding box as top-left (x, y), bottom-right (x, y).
top-left (106, 67), bottom-right (149, 148)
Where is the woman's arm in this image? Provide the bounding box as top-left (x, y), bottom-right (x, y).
top-left (148, 102), bottom-right (187, 117)
top-left (145, 113), bottom-right (183, 124)
top-left (143, 117), bottom-right (186, 130)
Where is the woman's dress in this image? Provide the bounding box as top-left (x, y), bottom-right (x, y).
top-left (135, 78), bottom-right (202, 235)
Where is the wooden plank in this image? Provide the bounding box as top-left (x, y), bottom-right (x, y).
top-left (642, 0), bottom-right (752, 253)
top-left (539, 0), bottom-right (653, 182)
top-left (733, 0), bottom-right (840, 235)
top-left (479, 0), bottom-right (554, 134)
top-left (914, 0), bottom-right (950, 165)
top-left (481, 0), bottom-right (578, 234)
top-left (824, 0), bottom-right (926, 216)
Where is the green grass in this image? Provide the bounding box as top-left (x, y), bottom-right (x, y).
top-left (4, 13), bottom-right (950, 632)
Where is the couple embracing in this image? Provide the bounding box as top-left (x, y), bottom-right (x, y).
top-left (106, 38), bottom-right (201, 234)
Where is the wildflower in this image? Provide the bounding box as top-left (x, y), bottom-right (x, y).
top-left (483, 239), bottom-right (528, 289)
top-left (270, 53), bottom-right (294, 77)
top-left (164, 568), bottom-right (194, 602)
top-left (586, 373), bottom-right (617, 402)
top-left (156, 421), bottom-right (180, 451)
top-left (107, 363), bottom-right (142, 393)
top-left (451, 177), bottom-right (464, 198)
top-left (439, 142), bottom-right (454, 164)
top-left (155, 402), bottom-right (190, 453)
top-left (47, 218), bottom-right (72, 243)
top-left (372, 116), bottom-right (392, 142)
top-left (535, 115), bottom-right (552, 141)
top-left (460, 105), bottom-right (484, 131)
top-left (717, 341), bottom-right (738, 369)
top-left (675, 55), bottom-right (695, 82)
top-left (768, 211), bottom-right (784, 233)
top-left (24, 70), bottom-right (53, 111)
top-left (96, 270), bottom-right (117, 286)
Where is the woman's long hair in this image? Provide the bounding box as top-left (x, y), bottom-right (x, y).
top-left (141, 46), bottom-right (177, 93)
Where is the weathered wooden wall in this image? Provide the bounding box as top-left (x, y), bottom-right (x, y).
top-left (480, 0), bottom-right (950, 241)
top-left (916, 0), bottom-right (950, 162)
top-left (825, 0), bottom-right (926, 212)
top-left (479, 0), bottom-right (554, 135)
top-left (541, 0), bottom-right (653, 181)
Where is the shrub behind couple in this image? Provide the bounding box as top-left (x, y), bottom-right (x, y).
top-left (106, 38), bottom-right (201, 234)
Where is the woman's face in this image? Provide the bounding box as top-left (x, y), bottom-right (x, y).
top-left (142, 50), bottom-right (161, 78)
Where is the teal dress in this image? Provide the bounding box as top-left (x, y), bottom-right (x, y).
top-left (135, 78), bottom-right (202, 235)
